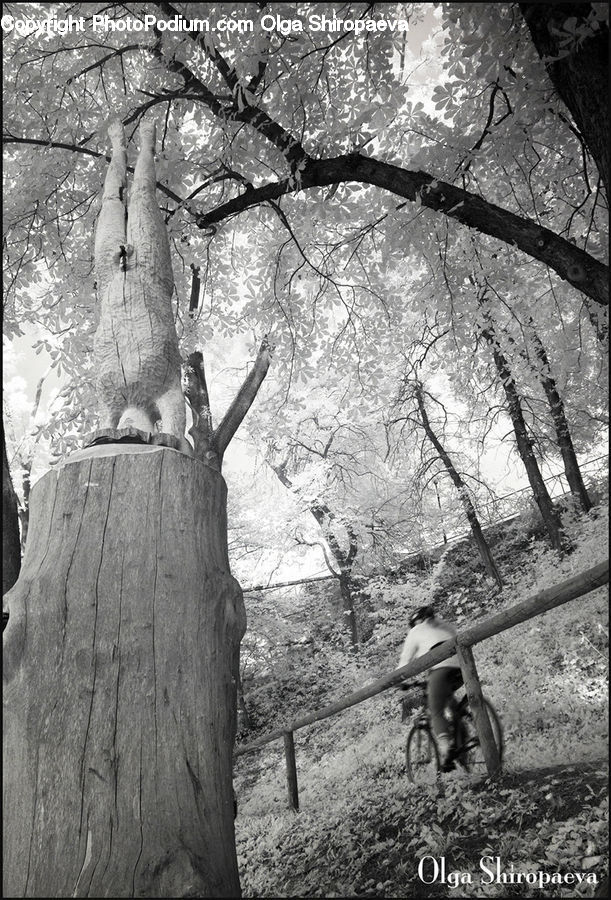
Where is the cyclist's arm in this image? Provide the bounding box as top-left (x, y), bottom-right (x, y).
top-left (398, 632), bottom-right (417, 670)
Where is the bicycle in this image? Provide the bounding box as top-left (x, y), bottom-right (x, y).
top-left (402, 680), bottom-right (504, 783)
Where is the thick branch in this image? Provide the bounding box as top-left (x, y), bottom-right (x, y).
top-left (213, 336), bottom-right (272, 463)
top-left (196, 154), bottom-right (609, 309)
top-left (149, 9), bottom-right (310, 170)
top-left (7, 136), bottom-right (607, 312)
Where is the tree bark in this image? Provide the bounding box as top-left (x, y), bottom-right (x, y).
top-left (529, 330), bottom-right (592, 512)
top-left (520, 3), bottom-right (609, 200)
top-left (413, 384), bottom-right (503, 588)
top-left (3, 446), bottom-right (245, 897)
top-left (2, 425), bottom-right (21, 596)
top-left (481, 328), bottom-right (565, 551)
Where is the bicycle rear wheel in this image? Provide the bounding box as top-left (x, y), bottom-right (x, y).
top-left (405, 725), bottom-right (440, 783)
top-left (455, 698), bottom-right (503, 774)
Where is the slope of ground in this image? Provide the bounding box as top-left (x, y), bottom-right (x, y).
top-left (234, 499), bottom-right (609, 897)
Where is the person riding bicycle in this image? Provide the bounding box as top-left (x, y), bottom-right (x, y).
top-left (398, 604), bottom-right (463, 769)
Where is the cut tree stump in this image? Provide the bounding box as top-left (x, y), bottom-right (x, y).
top-left (3, 447), bottom-right (245, 897)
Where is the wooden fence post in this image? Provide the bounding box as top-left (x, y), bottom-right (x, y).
top-left (283, 731), bottom-right (299, 810)
top-left (455, 641), bottom-right (502, 778)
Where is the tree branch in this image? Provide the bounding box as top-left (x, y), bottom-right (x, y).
top-left (213, 336), bottom-right (273, 463)
top-left (195, 154), bottom-right (609, 310)
top-left (149, 7), bottom-right (311, 170)
top-left (295, 534), bottom-right (341, 577)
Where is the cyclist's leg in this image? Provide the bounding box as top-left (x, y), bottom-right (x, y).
top-left (446, 667), bottom-right (464, 718)
top-left (427, 667), bottom-right (457, 765)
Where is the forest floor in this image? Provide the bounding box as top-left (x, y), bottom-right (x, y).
top-left (234, 499), bottom-right (609, 898)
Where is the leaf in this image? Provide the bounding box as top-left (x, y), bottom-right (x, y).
top-left (581, 856), bottom-right (602, 869)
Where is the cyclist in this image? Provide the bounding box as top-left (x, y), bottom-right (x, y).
top-left (398, 605), bottom-right (463, 769)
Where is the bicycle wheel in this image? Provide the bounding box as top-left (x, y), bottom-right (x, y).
top-left (405, 724), bottom-right (440, 783)
top-left (455, 698), bottom-right (504, 774)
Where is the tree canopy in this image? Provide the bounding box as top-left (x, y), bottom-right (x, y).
top-left (2, 1), bottom-right (608, 575)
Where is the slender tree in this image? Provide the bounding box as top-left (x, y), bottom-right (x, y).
top-left (409, 380), bottom-right (503, 589)
top-left (527, 327), bottom-right (592, 512)
top-left (478, 297), bottom-right (565, 551)
top-left (269, 459), bottom-right (360, 646)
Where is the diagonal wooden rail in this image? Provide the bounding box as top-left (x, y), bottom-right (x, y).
top-left (234, 560), bottom-right (609, 809)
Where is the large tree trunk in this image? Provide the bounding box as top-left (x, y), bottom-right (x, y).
top-left (2, 424), bottom-right (21, 596)
top-left (520, 3), bottom-right (609, 200)
top-left (3, 446), bottom-right (245, 898)
top-left (413, 384), bottom-right (503, 589)
top-left (530, 330), bottom-right (592, 512)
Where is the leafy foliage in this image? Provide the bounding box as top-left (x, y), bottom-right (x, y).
top-left (2, 1), bottom-right (608, 468)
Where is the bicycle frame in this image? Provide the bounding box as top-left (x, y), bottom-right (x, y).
top-left (403, 680), bottom-right (503, 779)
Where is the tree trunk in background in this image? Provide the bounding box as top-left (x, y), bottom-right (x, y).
top-left (270, 462), bottom-right (360, 646)
top-left (308, 500), bottom-right (359, 646)
top-left (236, 668), bottom-right (251, 731)
top-left (520, 3), bottom-right (609, 200)
top-left (3, 447), bottom-right (245, 897)
top-left (414, 384), bottom-right (503, 589)
top-left (2, 425), bottom-right (21, 596)
top-left (338, 571), bottom-right (359, 646)
top-left (483, 333), bottom-right (565, 552)
top-left (19, 463), bottom-right (31, 552)
top-left (530, 330), bottom-right (592, 512)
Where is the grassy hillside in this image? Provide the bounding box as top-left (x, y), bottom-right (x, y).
top-left (234, 499), bottom-right (609, 898)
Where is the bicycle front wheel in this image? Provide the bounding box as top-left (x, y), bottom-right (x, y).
top-left (405, 725), bottom-right (440, 783)
top-left (456, 698), bottom-right (504, 775)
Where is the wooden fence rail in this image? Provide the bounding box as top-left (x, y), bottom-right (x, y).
top-left (234, 560), bottom-right (609, 808)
